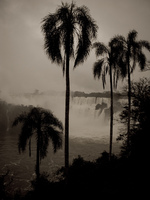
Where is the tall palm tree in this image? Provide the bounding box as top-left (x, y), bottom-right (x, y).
top-left (41, 2), bottom-right (98, 173)
top-left (115, 30), bottom-right (150, 149)
top-left (12, 107), bottom-right (63, 180)
top-left (93, 38), bottom-right (126, 159)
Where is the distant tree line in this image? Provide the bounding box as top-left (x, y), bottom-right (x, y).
top-left (72, 91), bottom-right (127, 98)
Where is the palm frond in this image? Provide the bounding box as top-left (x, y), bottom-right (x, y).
top-left (13, 109), bottom-right (35, 154)
top-left (41, 109), bottom-right (63, 131)
top-left (93, 59), bottom-right (104, 79)
top-left (109, 35), bottom-right (128, 86)
top-left (74, 5), bottom-right (98, 68)
top-left (109, 35), bottom-right (126, 47)
top-left (139, 40), bottom-right (150, 51)
top-left (18, 133), bottom-right (27, 154)
top-left (93, 58), bottom-right (108, 89)
top-left (12, 113), bottom-right (27, 127)
top-left (109, 35), bottom-right (127, 58)
top-left (117, 58), bottom-right (127, 79)
top-left (93, 42), bottom-right (110, 89)
top-left (127, 30), bottom-right (138, 44)
top-left (93, 42), bottom-right (108, 57)
top-left (41, 14), bottom-right (62, 64)
top-left (102, 66), bottom-right (107, 89)
top-left (74, 34), bottom-right (91, 67)
top-left (137, 52), bottom-right (146, 71)
top-left (75, 5), bottom-right (98, 39)
top-left (27, 107), bottom-right (40, 128)
top-left (18, 123), bottom-right (32, 154)
top-left (56, 5), bottom-right (75, 57)
top-left (46, 126), bottom-right (63, 153)
top-left (36, 107), bottom-right (63, 156)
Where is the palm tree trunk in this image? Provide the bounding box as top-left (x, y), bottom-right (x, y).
top-left (65, 51), bottom-right (70, 178)
top-left (36, 129), bottom-right (40, 180)
top-left (109, 65), bottom-right (113, 160)
top-left (127, 58), bottom-right (131, 152)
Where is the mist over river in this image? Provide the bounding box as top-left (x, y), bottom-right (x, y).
top-left (0, 91), bottom-right (124, 190)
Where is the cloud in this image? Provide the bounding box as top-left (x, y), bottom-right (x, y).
top-left (0, 0), bottom-right (64, 93)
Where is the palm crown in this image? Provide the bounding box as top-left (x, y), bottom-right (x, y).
top-left (93, 38), bottom-right (127, 89)
top-left (114, 30), bottom-right (150, 73)
top-left (41, 2), bottom-right (98, 70)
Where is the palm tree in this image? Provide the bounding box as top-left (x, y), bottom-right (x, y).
top-left (41, 2), bottom-right (98, 173)
top-left (116, 30), bottom-right (150, 149)
top-left (93, 38), bottom-right (126, 159)
top-left (12, 107), bottom-right (63, 180)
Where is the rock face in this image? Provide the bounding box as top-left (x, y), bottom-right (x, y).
top-left (95, 102), bottom-right (107, 110)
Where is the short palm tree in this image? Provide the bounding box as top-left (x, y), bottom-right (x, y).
top-left (116, 30), bottom-right (150, 148)
top-left (12, 107), bottom-right (63, 180)
top-left (93, 38), bottom-right (126, 158)
top-left (41, 2), bottom-right (98, 172)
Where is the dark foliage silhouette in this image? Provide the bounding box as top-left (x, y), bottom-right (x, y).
top-left (41, 2), bottom-right (98, 175)
top-left (2, 152), bottom-right (148, 199)
top-left (0, 171), bottom-right (13, 200)
top-left (12, 107), bottom-right (63, 180)
top-left (114, 31), bottom-right (150, 148)
top-left (118, 78), bottom-right (150, 162)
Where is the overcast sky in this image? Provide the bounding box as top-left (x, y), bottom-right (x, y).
top-left (0, 0), bottom-right (150, 94)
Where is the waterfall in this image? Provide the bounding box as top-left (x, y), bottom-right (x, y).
top-left (69, 97), bottom-right (111, 140)
top-left (1, 92), bottom-right (124, 141)
top-left (70, 96), bottom-right (110, 120)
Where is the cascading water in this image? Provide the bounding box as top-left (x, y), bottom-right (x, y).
top-left (1, 92), bottom-right (124, 141)
top-left (69, 96), bottom-right (111, 140)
